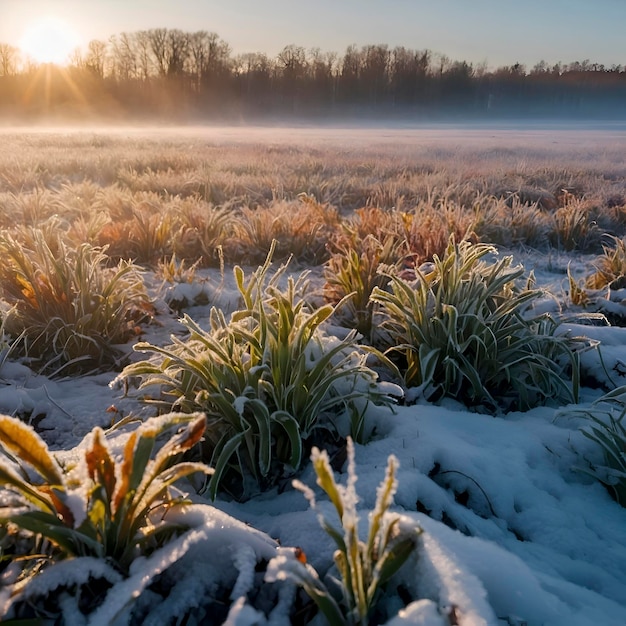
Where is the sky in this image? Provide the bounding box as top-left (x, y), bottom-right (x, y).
top-left (0, 0), bottom-right (625, 69)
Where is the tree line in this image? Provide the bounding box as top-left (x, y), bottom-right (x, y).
top-left (0, 29), bottom-right (625, 121)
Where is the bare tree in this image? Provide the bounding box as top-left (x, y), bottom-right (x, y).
top-left (67, 47), bottom-right (84, 70)
top-left (235, 51), bottom-right (273, 105)
top-left (339, 44), bottom-right (362, 103)
top-left (147, 28), bottom-right (169, 76)
top-left (362, 44), bottom-right (390, 104)
top-left (85, 40), bottom-right (108, 78)
top-left (0, 43), bottom-right (19, 76)
top-left (276, 45), bottom-right (307, 111)
top-left (277, 44), bottom-right (306, 81)
top-left (135, 31), bottom-right (153, 80)
top-left (188, 31), bottom-right (230, 90)
top-left (110, 33), bottom-right (138, 80)
top-left (166, 29), bottom-right (189, 76)
top-left (308, 48), bottom-right (337, 106)
top-left (309, 48), bottom-right (337, 82)
top-left (390, 47), bottom-right (430, 105)
top-left (146, 28), bottom-right (190, 79)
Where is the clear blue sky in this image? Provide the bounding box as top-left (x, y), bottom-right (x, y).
top-left (1, 0), bottom-right (625, 69)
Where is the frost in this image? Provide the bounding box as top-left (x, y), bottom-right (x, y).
top-left (141, 561), bottom-right (220, 626)
top-left (233, 395), bottom-right (248, 416)
top-left (383, 599), bottom-right (446, 626)
top-left (231, 543), bottom-right (259, 600)
top-left (0, 557), bottom-right (122, 619)
top-left (411, 525), bottom-right (496, 625)
top-left (265, 548), bottom-right (312, 585)
top-left (89, 529), bottom-right (208, 626)
top-left (223, 597), bottom-right (267, 626)
top-left (342, 436), bottom-right (360, 524)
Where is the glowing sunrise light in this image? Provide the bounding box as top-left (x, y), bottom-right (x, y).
top-left (19, 17), bottom-right (80, 65)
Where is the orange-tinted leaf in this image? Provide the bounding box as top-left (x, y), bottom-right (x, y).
top-left (0, 415), bottom-right (63, 486)
top-left (295, 547), bottom-right (307, 564)
top-left (113, 431), bottom-right (137, 513)
top-left (40, 486), bottom-right (75, 527)
top-left (162, 414), bottom-right (206, 457)
top-left (85, 428), bottom-right (116, 501)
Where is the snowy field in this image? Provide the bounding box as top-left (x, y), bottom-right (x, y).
top-left (1, 126), bottom-right (625, 625)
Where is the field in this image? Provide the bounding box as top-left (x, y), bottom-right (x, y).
top-left (1, 125), bottom-right (626, 625)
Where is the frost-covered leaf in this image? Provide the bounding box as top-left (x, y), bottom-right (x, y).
top-left (0, 415), bottom-right (64, 486)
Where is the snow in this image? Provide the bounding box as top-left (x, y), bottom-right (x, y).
top-left (1, 249), bottom-right (626, 624)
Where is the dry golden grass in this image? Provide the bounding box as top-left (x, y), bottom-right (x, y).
top-left (476, 196), bottom-right (550, 249)
top-left (403, 199), bottom-right (478, 264)
top-left (0, 128), bottom-right (624, 272)
top-left (324, 233), bottom-right (403, 340)
top-left (0, 224), bottom-right (152, 374)
top-left (586, 236), bottom-right (626, 289)
top-left (227, 194), bottom-right (340, 264)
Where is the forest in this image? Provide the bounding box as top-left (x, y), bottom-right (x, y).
top-left (0, 28), bottom-right (625, 121)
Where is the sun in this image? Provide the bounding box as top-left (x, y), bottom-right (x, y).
top-left (19, 17), bottom-right (80, 65)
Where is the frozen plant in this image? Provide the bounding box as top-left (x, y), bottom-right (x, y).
top-left (324, 233), bottom-right (402, 342)
top-left (0, 225), bottom-right (152, 375)
top-left (563, 385), bottom-right (626, 506)
top-left (119, 243), bottom-right (398, 500)
top-left (0, 412), bottom-right (212, 577)
top-left (586, 235), bottom-right (626, 289)
top-left (371, 238), bottom-right (582, 411)
top-left (266, 438), bottom-right (420, 625)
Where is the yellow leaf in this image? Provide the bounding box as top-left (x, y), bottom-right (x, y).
top-left (0, 415), bottom-right (64, 487)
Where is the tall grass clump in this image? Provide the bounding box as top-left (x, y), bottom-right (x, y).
top-left (118, 244), bottom-right (397, 500)
top-left (0, 226), bottom-right (152, 375)
top-left (97, 200), bottom-right (179, 265)
top-left (549, 195), bottom-right (600, 252)
top-left (171, 198), bottom-right (231, 266)
top-left (227, 194), bottom-right (339, 264)
top-left (335, 207), bottom-right (404, 246)
top-left (371, 238), bottom-right (581, 412)
top-left (323, 204), bottom-right (478, 343)
top-left (586, 235), bottom-right (626, 289)
top-left (0, 413), bottom-right (210, 571)
top-left (475, 195), bottom-right (550, 249)
top-left (402, 199), bottom-right (478, 265)
top-left (3, 188), bottom-right (59, 226)
top-left (324, 234), bottom-right (403, 342)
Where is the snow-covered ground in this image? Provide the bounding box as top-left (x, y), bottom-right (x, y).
top-left (1, 247), bottom-right (625, 625)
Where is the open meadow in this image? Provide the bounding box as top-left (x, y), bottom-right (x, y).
top-left (1, 125), bottom-right (626, 625)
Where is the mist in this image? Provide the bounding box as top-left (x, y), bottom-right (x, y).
top-left (2, 118), bottom-right (626, 153)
